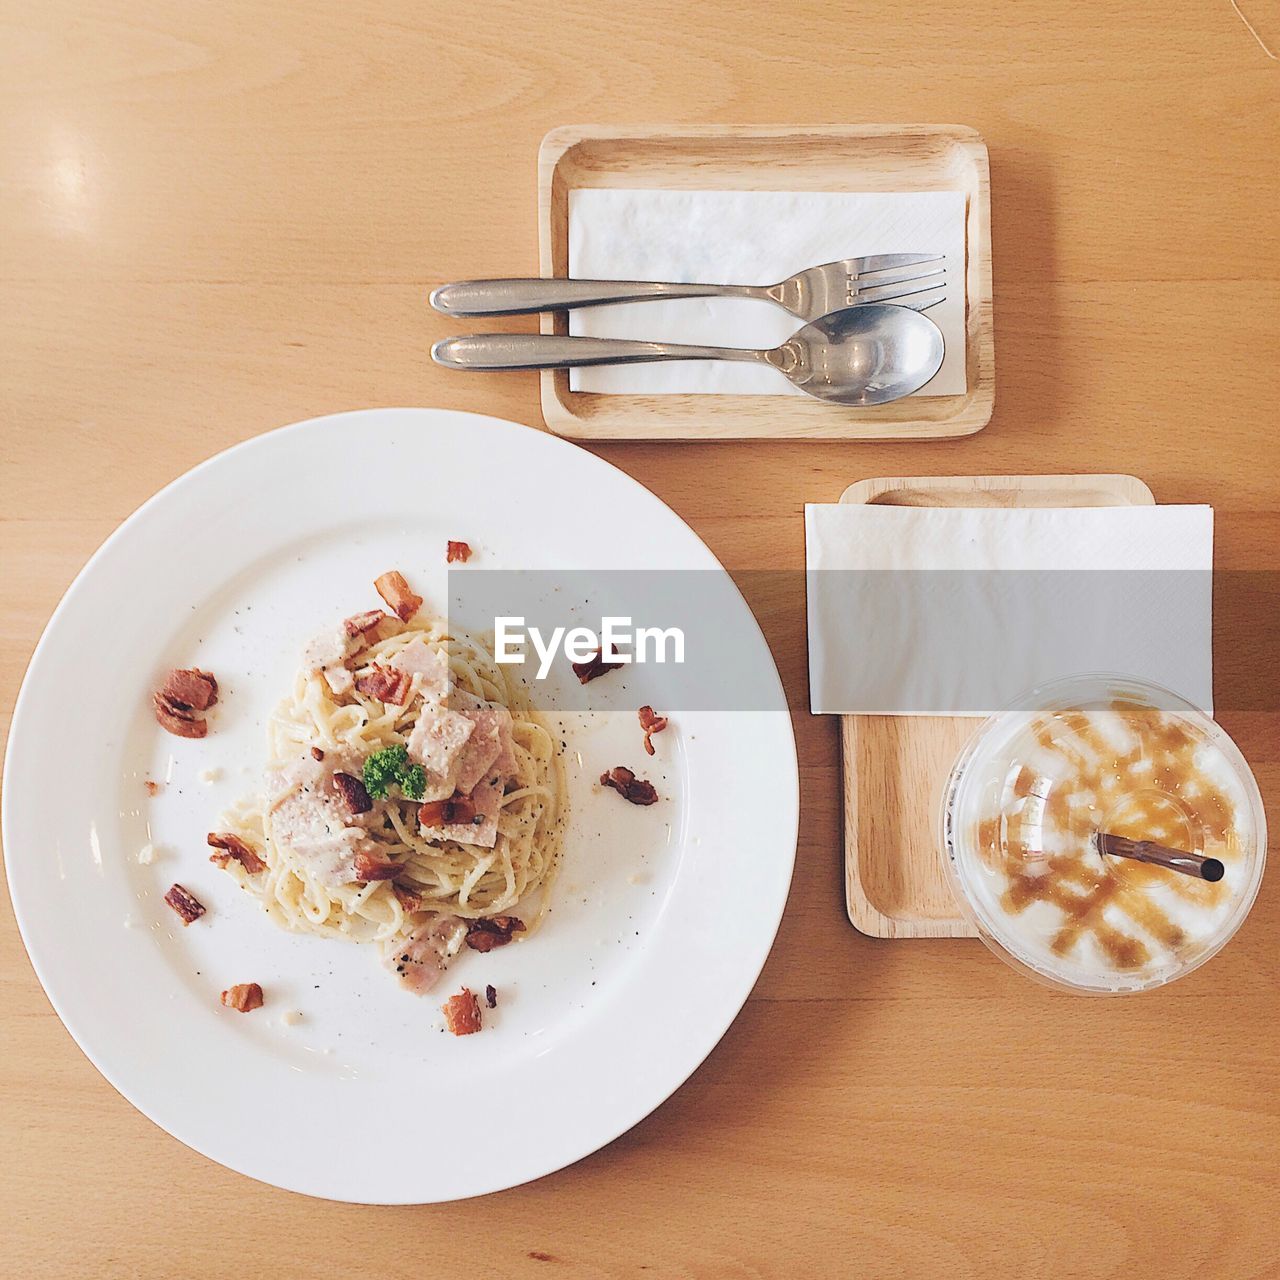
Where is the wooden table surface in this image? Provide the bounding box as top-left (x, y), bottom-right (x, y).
top-left (2, 2), bottom-right (1278, 1276)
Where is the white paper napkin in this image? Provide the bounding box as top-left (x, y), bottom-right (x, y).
top-left (805, 504), bottom-right (1215, 715)
top-left (567, 189), bottom-right (967, 396)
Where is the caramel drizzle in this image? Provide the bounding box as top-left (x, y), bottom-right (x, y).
top-left (978, 702), bottom-right (1238, 971)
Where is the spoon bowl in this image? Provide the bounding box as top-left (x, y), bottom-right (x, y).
top-left (431, 303), bottom-right (945, 406)
top-left (765, 305), bottom-right (944, 405)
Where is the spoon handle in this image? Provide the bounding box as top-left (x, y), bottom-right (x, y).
top-left (431, 278), bottom-right (763, 316)
top-left (432, 333), bottom-right (762, 372)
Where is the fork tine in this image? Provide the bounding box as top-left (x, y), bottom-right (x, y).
top-left (850, 253), bottom-right (945, 276)
top-left (854, 270), bottom-right (946, 303)
top-left (872, 283), bottom-right (947, 311)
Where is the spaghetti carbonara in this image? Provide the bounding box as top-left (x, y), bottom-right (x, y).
top-left (213, 572), bottom-right (565, 995)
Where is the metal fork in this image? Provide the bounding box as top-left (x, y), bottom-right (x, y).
top-left (429, 253), bottom-right (946, 323)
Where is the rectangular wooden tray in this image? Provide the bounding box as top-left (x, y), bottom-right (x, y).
top-left (537, 123), bottom-right (994, 441)
top-left (841, 473), bottom-right (1156, 938)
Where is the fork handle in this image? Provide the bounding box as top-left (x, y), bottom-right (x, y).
top-left (430, 278), bottom-right (762, 316)
top-left (432, 333), bottom-right (762, 371)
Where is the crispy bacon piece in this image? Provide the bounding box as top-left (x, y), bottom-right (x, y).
top-left (464, 915), bottom-right (526, 953)
top-left (343, 608), bottom-right (390, 639)
top-left (220, 982), bottom-right (264, 1013)
top-left (572, 647), bottom-right (624, 685)
top-left (484, 984), bottom-right (498, 1008)
top-left (354, 665), bottom-right (412, 705)
top-left (442, 988), bottom-right (482, 1036)
top-left (164, 883), bottom-right (206, 925)
top-left (600, 766), bottom-right (659, 806)
top-left (445, 540), bottom-right (472, 565)
top-left (393, 882), bottom-right (425, 913)
top-left (331, 771), bottom-right (374, 816)
top-left (310, 746), bottom-right (325, 761)
top-left (417, 794), bottom-right (479, 827)
top-left (153, 691), bottom-right (208, 739)
top-left (352, 850), bottom-right (403, 882)
top-left (638, 705), bottom-right (669, 756)
top-left (160, 668), bottom-right (219, 711)
top-left (154, 665), bottom-right (222, 737)
top-left (207, 832), bottom-right (266, 874)
top-left (374, 570), bottom-right (423, 623)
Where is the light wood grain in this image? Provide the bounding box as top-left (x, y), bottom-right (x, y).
top-left (839, 473), bottom-right (1155, 938)
top-left (537, 123), bottom-right (995, 439)
top-left (1, 1), bottom-right (1278, 1277)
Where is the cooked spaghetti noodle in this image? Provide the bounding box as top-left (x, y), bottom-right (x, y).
top-left (217, 611), bottom-right (565, 978)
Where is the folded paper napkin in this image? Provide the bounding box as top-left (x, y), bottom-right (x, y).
top-left (805, 504), bottom-right (1214, 715)
top-left (567, 189), bottom-right (967, 396)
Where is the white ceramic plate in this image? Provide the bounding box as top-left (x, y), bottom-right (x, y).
top-left (3, 408), bottom-right (798, 1203)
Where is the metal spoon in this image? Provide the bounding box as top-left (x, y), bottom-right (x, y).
top-left (431, 304), bottom-right (945, 407)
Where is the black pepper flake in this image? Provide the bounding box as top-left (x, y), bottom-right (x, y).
top-left (484, 984), bottom-right (497, 1008)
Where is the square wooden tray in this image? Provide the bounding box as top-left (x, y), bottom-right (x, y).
top-left (536, 123), bottom-right (994, 441)
top-left (841, 473), bottom-right (1156, 939)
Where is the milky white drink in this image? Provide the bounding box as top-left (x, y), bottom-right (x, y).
top-left (940, 676), bottom-right (1266, 993)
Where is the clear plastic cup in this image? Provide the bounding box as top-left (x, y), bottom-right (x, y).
top-left (939, 674), bottom-right (1267, 994)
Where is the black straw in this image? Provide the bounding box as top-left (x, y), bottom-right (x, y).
top-left (1096, 833), bottom-right (1225, 883)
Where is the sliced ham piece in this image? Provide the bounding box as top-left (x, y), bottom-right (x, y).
top-left (303, 627), bottom-right (358, 697)
top-left (323, 665), bottom-right (355, 696)
top-left (304, 613), bottom-right (402, 695)
top-left (418, 774), bottom-right (503, 849)
top-left (266, 752), bottom-right (376, 887)
top-left (451, 711), bottom-right (504, 796)
top-left (374, 570), bottom-right (423, 623)
top-left (268, 782), bottom-right (364, 885)
top-left (389, 638), bottom-right (449, 702)
top-left (448, 688), bottom-right (517, 792)
top-left (390, 915), bottom-right (467, 995)
top-left (302, 626), bottom-right (350, 672)
top-left (406, 701), bottom-right (474, 798)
